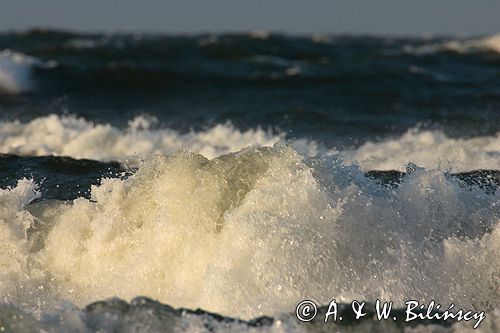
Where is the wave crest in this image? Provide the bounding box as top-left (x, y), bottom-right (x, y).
top-left (402, 33), bottom-right (500, 55)
top-left (444, 34), bottom-right (500, 54)
top-left (0, 50), bottom-right (56, 94)
top-left (345, 129), bottom-right (500, 172)
top-left (3, 115), bottom-right (500, 172)
top-left (1, 146), bottom-right (498, 319)
top-left (0, 115), bottom-right (283, 161)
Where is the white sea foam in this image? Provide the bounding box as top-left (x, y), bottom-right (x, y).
top-left (345, 129), bottom-right (500, 172)
top-left (0, 50), bottom-right (56, 94)
top-left (443, 34), bottom-right (500, 54)
top-left (0, 114), bottom-right (286, 161)
top-left (0, 146), bottom-right (498, 323)
top-left (402, 33), bottom-right (500, 55)
top-left (1, 114), bottom-right (500, 172)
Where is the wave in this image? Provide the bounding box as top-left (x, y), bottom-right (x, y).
top-left (1, 146), bottom-right (499, 320)
top-left (402, 33), bottom-right (500, 55)
top-left (0, 50), bottom-right (56, 94)
top-left (1, 32), bottom-right (497, 94)
top-left (0, 115), bottom-right (288, 161)
top-left (443, 34), bottom-right (500, 54)
top-left (345, 128), bottom-right (500, 172)
top-left (2, 115), bottom-right (500, 172)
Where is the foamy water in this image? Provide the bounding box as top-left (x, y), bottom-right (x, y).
top-left (443, 34), bottom-right (500, 54)
top-left (0, 145), bottom-right (498, 331)
top-left (2, 115), bottom-right (500, 172)
top-left (402, 33), bottom-right (500, 55)
top-left (0, 115), bottom-right (284, 161)
top-left (0, 50), bottom-right (56, 94)
top-left (0, 115), bottom-right (498, 331)
top-left (344, 129), bottom-right (500, 171)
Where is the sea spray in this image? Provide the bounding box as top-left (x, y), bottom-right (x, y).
top-left (0, 145), bottom-right (498, 320)
top-left (0, 50), bottom-right (56, 94)
top-left (4, 114), bottom-right (500, 171)
top-left (0, 115), bottom-right (284, 161)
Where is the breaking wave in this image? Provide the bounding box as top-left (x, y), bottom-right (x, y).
top-left (0, 50), bottom-right (56, 94)
top-left (3, 115), bottom-right (500, 171)
top-left (402, 33), bottom-right (500, 55)
top-left (345, 128), bottom-right (500, 172)
top-left (0, 146), bottom-right (498, 328)
top-left (443, 34), bottom-right (500, 54)
top-left (1, 113), bottom-right (499, 330)
top-left (0, 115), bottom-right (285, 161)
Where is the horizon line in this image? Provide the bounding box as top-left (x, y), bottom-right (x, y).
top-left (1, 26), bottom-right (497, 40)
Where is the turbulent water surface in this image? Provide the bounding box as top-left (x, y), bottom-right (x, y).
top-left (0, 30), bottom-right (499, 332)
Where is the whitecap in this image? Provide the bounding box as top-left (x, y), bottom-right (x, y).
top-left (2, 115), bottom-right (500, 172)
top-left (0, 114), bottom-right (284, 161)
top-left (345, 128), bottom-right (500, 172)
top-left (402, 33), bottom-right (500, 55)
top-left (0, 146), bottom-right (498, 320)
top-left (0, 50), bottom-right (56, 94)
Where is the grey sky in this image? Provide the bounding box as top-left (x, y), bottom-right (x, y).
top-left (2, 0), bottom-right (500, 36)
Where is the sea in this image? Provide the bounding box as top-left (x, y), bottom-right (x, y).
top-left (0, 29), bottom-right (499, 332)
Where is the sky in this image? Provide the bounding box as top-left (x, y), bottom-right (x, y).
top-left (1, 0), bottom-right (500, 36)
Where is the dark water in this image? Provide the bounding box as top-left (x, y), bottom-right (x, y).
top-left (1, 29), bottom-right (500, 146)
top-left (0, 154), bottom-right (126, 200)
